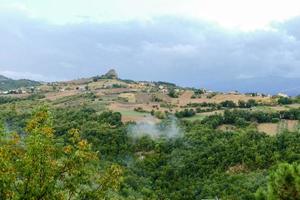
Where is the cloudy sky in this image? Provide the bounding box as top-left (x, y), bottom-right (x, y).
top-left (1, 0), bottom-right (300, 94)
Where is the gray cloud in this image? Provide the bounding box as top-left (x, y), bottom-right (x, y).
top-left (0, 11), bottom-right (300, 94)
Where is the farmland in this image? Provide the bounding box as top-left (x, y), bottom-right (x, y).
top-left (0, 72), bottom-right (299, 199)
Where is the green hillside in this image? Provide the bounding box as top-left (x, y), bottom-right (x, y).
top-left (0, 71), bottom-right (299, 199)
top-left (0, 75), bottom-right (40, 90)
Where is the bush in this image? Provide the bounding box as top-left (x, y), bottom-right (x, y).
top-left (0, 96), bottom-right (19, 104)
top-left (151, 95), bottom-right (162, 102)
top-left (175, 109), bottom-right (196, 118)
top-left (154, 111), bottom-right (166, 119)
top-left (256, 163), bottom-right (300, 199)
top-left (220, 100), bottom-right (237, 108)
top-left (239, 99), bottom-right (258, 108)
top-left (26, 93), bottom-right (46, 100)
top-left (234, 117), bottom-right (249, 127)
top-left (134, 107), bottom-right (147, 113)
top-left (168, 89), bottom-right (179, 98)
top-left (278, 97), bottom-right (293, 105)
top-left (271, 118), bottom-right (280, 123)
top-left (207, 92), bottom-right (217, 98)
top-left (112, 84), bottom-right (127, 88)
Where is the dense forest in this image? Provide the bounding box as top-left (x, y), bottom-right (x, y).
top-left (0, 100), bottom-right (300, 199)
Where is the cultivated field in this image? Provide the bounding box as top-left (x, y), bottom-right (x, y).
top-left (257, 120), bottom-right (299, 135)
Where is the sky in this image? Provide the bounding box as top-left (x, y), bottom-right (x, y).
top-left (1, 0), bottom-right (300, 94)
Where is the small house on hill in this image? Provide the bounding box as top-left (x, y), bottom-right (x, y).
top-left (277, 93), bottom-right (289, 98)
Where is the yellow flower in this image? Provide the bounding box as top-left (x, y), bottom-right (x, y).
top-left (78, 140), bottom-right (88, 149)
top-left (41, 127), bottom-right (54, 137)
top-left (63, 145), bottom-right (72, 154)
top-left (11, 133), bottom-right (20, 144)
top-left (68, 128), bottom-right (80, 142)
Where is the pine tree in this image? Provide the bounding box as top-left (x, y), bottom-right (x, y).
top-left (256, 163), bottom-right (300, 200)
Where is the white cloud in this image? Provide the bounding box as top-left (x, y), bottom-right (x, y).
top-left (236, 74), bottom-right (255, 79)
top-left (0, 70), bottom-right (48, 81)
top-left (142, 42), bottom-right (198, 55)
top-left (1, 0), bottom-right (300, 30)
top-left (59, 62), bottom-right (77, 69)
top-left (96, 43), bottom-right (132, 53)
top-left (0, 9), bottom-right (300, 93)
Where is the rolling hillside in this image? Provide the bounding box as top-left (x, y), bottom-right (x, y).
top-left (0, 75), bottom-right (40, 91)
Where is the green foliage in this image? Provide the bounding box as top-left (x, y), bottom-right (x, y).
top-left (120, 79), bottom-right (136, 84)
top-left (154, 110), bottom-right (166, 119)
top-left (194, 89), bottom-right (205, 95)
top-left (207, 92), bottom-right (218, 98)
top-left (187, 102), bottom-right (219, 108)
top-left (112, 84), bottom-right (127, 88)
top-left (256, 163), bottom-right (300, 200)
top-left (0, 75), bottom-right (40, 91)
top-left (0, 99), bottom-right (300, 199)
top-left (278, 97), bottom-right (293, 105)
top-left (0, 107), bottom-right (123, 199)
top-left (151, 95), bottom-right (163, 102)
top-left (201, 109), bottom-right (300, 128)
top-left (26, 93), bottom-right (46, 100)
top-left (238, 99), bottom-right (258, 108)
top-left (0, 94), bottom-right (45, 105)
top-left (168, 89), bottom-right (179, 98)
top-left (220, 100), bottom-right (237, 108)
top-left (0, 96), bottom-right (19, 104)
top-left (156, 81), bottom-right (176, 87)
top-left (294, 96), bottom-right (300, 104)
top-left (175, 109), bottom-right (196, 118)
top-left (134, 107), bottom-right (147, 113)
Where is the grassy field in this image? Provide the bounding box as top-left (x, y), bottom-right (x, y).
top-left (118, 110), bottom-right (154, 122)
top-left (119, 110), bottom-right (148, 116)
top-left (182, 114), bottom-right (206, 121)
top-left (257, 120), bottom-right (299, 135)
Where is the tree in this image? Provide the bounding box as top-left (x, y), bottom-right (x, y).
top-left (278, 97), bottom-right (293, 105)
top-left (168, 89), bottom-right (179, 98)
top-left (256, 163), bottom-right (300, 200)
top-left (175, 109), bottom-right (196, 118)
top-left (238, 100), bottom-right (247, 108)
top-left (220, 100), bottom-right (236, 108)
top-left (0, 107), bottom-right (123, 200)
top-left (247, 99), bottom-right (258, 107)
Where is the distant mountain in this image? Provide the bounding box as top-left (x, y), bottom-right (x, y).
top-left (0, 75), bottom-right (40, 91)
top-left (0, 75), bottom-right (10, 81)
top-left (203, 76), bottom-right (300, 96)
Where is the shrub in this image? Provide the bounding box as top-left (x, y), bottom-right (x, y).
top-left (278, 97), bottom-right (293, 105)
top-left (168, 89), bottom-right (179, 98)
top-left (271, 118), bottom-right (280, 123)
top-left (220, 100), bottom-right (237, 108)
top-left (175, 109), bottom-right (196, 118)
top-left (154, 111), bottom-right (166, 119)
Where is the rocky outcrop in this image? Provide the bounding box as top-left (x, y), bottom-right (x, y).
top-left (101, 69), bottom-right (118, 79)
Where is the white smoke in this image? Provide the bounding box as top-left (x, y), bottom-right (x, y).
top-left (128, 116), bottom-right (181, 139)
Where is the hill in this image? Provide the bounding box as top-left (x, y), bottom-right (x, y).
top-left (0, 70), bottom-right (299, 134)
top-left (0, 75), bottom-right (40, 91)
top-left (0, 71), bottom-right (299, 199)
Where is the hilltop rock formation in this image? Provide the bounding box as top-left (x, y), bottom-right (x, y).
top-left (102, 69), bottom-right (118, 79)
top-left (92, 69), bottom-right (119, 82)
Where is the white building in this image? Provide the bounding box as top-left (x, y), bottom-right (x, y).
top-left (277, 93), bottom-right (289, 98)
